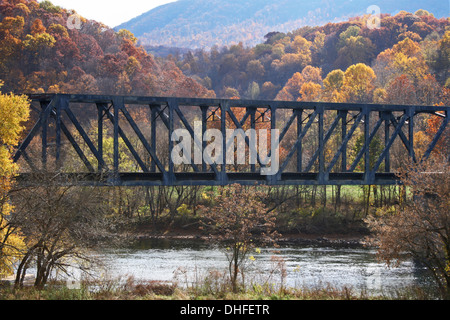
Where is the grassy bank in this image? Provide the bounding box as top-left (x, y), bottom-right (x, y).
top-left (0, 277), bottom-right (437, 300)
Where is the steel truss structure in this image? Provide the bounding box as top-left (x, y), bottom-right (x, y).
top-left (13, 94), bottom-right (449, 186)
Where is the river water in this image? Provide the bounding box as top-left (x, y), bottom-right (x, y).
top-left (91, 238), bottom-right (434, 297)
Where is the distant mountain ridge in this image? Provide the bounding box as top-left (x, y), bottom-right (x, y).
top-left (116, 0), bottom-right (449, 49)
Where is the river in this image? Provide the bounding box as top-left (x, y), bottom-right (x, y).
top-left (90, 238), bottom-right (434, 297)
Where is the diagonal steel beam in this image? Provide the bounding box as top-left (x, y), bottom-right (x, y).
top-left (119, 105), bottom-right (166, 173)
top-left (12, 94), bottom-right (450, 187)
top-left (14, 96), bottom-right (58, 163)
top-left (49, 101), bottom-right (96, 172)
top-left (172, 103), bottom-right (212, 174)
top-left (390, 113), bottom-right (417, 163)
top-left (59, 118), bottom-right (96, 172)
top-left (64, 107), bottom-right (104, 167)
top-left (101, 106), bottom-right (150, 173)
top-left (421, 110), bottom-right (449, 162)
top-left (349, 116), bottom-right (384, 172)
top-left (279, 110), bottom-right (318, 174)
top-left (371, 114), bottom-right (409, 174)
top-left (305, 111), bottom-right (342, 172)
top-left (226, 105), bottom-right (266, 168)
top-left (327, 111), bottom-right (365, 174)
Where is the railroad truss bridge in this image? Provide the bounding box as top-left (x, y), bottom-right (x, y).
top-left (13, 94), bottom-right (449, 186)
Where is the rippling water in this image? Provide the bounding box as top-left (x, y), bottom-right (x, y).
top-left (90, 238), bottom-right (433, 296)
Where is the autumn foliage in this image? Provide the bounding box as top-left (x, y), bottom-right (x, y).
top-left (0, 81), bottom-right (30, 278)
top-left (0, 0), bottom-right (215, 98)
top-left (365, 159), bottom-right (450, 299)
top-left (176, 10), bottom-right (448, 106)
top-left (198, 184), bottom-right (278, 292)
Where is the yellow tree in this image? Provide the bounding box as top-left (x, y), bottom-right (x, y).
top-left (291, 35), bottom-right (312, 65)
top-left (373, 37), bottom-right (428, 86)
top-left (0, 81), bottom-right (30, 278)
top-left (343, 63), bottom-right (376, 103)
top-left (322, 69), bottom-right (346, 102)
top-left (298, 81), bottom-right (322, 102)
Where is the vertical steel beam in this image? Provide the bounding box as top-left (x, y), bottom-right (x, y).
top-left (250, 107), bottom-right (256, 173)
top-left (296, 109), bottom-right (303, 172)
top-left (280, 110), bottom-right (318, 174)
top-left (340, 110), bottom-right (347, 172)
top-left (40, 101), bottom-right (49, 170)
top-left (96, 103), bottom-right (105, 172)
top-left (305, 111), bottom-right (341, 172)
top-left (168, 100), bottom-right (175, 184)
top-left (112, 97), bottom-right (122, 175)
top-left (55, 97), bottom-right (65, 169)
top-left (269, 104), bottom-right (277, 183)
top-left (384, 111), bottom-right (391, 172)
top-left (372, 114), bottom-right (408, 174)
top-left (201, 105), bottom-right (208, 172)
top-left (408, 107), bottom-right (415, 161)
top-left (221, 101), bottom-right (228, 184)
top-left (12, 94), bottom-right (450, 187)
top-left (150, 104), bottom-right (158, 173)
top-left (327, 111), bottom-right (364, 174)
top-left (364, 108), bottom-right (370, 183)
top-left (318, 106), bottom-right (325, 183)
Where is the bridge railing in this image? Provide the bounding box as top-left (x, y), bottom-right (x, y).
top-left (13, 94), bottom-right (449, 186)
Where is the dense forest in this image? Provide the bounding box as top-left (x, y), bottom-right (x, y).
top-left (172, 10), bottom-right (449, 105)
top-left (1, 0), bottom-right (448, 107)
top-left (0, 0), bottom-right (215, 98)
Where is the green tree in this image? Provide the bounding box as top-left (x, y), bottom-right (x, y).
top-left (336, 35), bottom-right (375, 69)
top-left (246, 60), bottom-right (265, 81)
top-left (245, 81), bottom-right (260, 100)
top-left (436, 31), bottom-right (450, 83)
top-left (39, 1), bottom-right (62, 13)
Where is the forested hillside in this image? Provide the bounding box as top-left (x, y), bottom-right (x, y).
top-left (0, 0), bottom-right (215, 98)
top-left (118, 0), bottom-right (449, 49)
top-left (173, 10), bottom-right (449, 105)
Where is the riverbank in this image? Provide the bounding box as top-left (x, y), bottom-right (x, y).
top-left (132, 225), bottom-right (367, 248)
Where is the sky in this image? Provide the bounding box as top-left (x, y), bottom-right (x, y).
top-left (41, 0), bottom-right (176, 27)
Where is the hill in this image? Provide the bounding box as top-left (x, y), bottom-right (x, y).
top-left (117, 0), bottom-right (449, 49)
top-left (172, 10), bottom-right (449, 104)
top-left (0, 0), bottom-right (215, 98)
